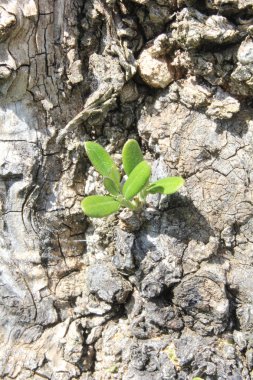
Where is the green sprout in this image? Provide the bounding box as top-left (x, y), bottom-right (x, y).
top-left (81, 139), bottom-right (184, 218)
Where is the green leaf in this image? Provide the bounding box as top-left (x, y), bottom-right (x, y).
top-left (122, 139), bottom-right (144, 175)
top-left (81, 195), bottom-right (121, 218)
top-left (147, 177), bottom-right (184, 195)
top-left (108, 166), bottom-right (121, 188)
top-left (123, 160), bottom-right (151, 200)
top-left (84, 141), bottom-right (120, 183)
top-left (103, 177), bottom-right (120, 196)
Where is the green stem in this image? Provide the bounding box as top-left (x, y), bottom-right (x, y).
top-left (123, 199), bottom-right (138, 210)
top-left (139, 185), bottom-right (149, 203)
top-left (116, 195), bottom-right (138, 211)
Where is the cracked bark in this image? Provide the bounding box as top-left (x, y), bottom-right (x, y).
top-left (0, 0), bottom-right (253, 379)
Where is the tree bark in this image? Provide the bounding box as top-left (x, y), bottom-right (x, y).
top-left (0, 0), bottom-right (253, 379)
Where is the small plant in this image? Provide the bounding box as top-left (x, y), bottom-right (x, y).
top-left (81, 139), bottom-right (184, 218)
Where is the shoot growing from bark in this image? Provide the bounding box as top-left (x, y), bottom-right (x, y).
top-left (81, 139), bottom-right (184, 218)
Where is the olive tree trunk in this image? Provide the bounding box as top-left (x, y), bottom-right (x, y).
top-left (0, 0), bottom-right (253, 379)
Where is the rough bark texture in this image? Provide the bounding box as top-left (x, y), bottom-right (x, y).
top-left (0, 0), bottom-right (253, 379)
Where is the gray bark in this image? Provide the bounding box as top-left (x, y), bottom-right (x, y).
top-left (0, 0), bottom-right (253, 379)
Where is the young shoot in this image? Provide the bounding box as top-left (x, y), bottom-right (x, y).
top-left (81, 139), bottom-right (184, 218)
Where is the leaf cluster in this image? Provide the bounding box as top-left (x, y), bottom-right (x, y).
top-left (81, 139), bottom-right (184, 218)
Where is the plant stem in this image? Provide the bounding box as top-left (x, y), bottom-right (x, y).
top-left (122, 199), bottom-right (139, 210)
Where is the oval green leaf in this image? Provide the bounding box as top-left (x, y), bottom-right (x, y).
top-left (84, 141), bottom-right (120, 183)
top-left (81, 195), bottom-right (120, 218)
top-left (108, 166), bottom-right (121, 188)
top-left (103, 177), bottom-right (120, 196)
top-left (122, 160), bottom-right (151, 200)
top-left (147, 177), bottom-right (184, 195)
top-left (122, 139), bottom-right (144, 176)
